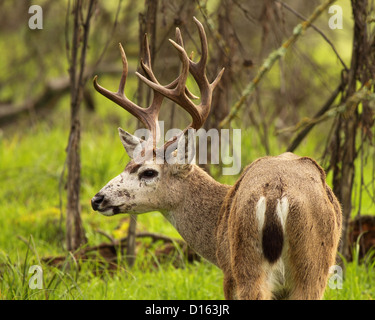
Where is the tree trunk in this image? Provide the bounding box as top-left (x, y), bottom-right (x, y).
top-left (331, 0), bottom-right (373, 259)
top-left (66, 120), bottom-right (86, 251)
top-left (203, 0), bottom-right (235, 172)
top-left (66, 0), bottom-right (95, 251)
top-left (206, 0), bottom-right (234, 131)
top-left (125, 0), bottom-right (159, 268)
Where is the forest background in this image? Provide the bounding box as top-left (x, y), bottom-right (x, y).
top-left (0, 0), bottom-right (374, 300)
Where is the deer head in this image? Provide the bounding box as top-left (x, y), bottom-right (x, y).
top-left (91, 18), bottom-right (224, 216)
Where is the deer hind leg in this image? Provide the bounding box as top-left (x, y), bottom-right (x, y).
top-left (227, 196), bottom-right (286, 300)
top-left (287, 237), bottom-right (335, 299)
top-left (286, 206), bottom-right (339, 300)
top-left (228, 232), bottom-right (272, 299)
top-left (287, 241), bottom-right (336, 300)
top-left (223, 274), bottom-right (236, 300)
top-left (235, 273), bottom-right (272, 300)
top-left (287, 264), bottom-right (329, 300)
top-left (228, 251), bottom-right (271, 300)
top-left (229, 223), bottom-right (272, 299)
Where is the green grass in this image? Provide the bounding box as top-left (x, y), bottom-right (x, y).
top-left (1, 236), bottom-right (374, 300)
top-left (324, 243), bottom-right (375, 300)
top-left (0, 95), bottom-right (374, 300)
top-left (0, 241), bottom-right (223, 300)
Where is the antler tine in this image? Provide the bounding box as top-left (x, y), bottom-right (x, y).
top-left (93, 44), bottom-right (140, 115)
top-left (190, 16), bottom-right (224, 88)
top-left (175, 25), bottom-right (184, 48)
top-left (93, 43), bottom-right (147, 123)
top-left (117, 43), bottom-right (128, 94)
top-left (191, 17), bottom-right (207, 73)
top-left (189, 17), bottom-right (225, 120)
top-left (140, 34), bottom-right (158, 84)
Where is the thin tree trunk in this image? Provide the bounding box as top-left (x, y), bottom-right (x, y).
top-left (66, 0), bottom-right (95, 251)
top-left (207, 0), bottom-right (233, 131)
top-left (203, 0), bottom-right (235, 172)
top-left (126, 0), bottom-right (159, 268)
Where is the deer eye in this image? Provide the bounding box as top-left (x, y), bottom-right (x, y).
top-left (139, 169), bottom-right (158, 180)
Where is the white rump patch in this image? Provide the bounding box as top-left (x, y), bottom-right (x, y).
top-left (276, 196), bottom-right (289, 230)
top-left (256, 196), bottom-right (266, 231)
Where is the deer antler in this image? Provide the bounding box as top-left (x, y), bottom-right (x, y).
top-left (93, 17), bottom-right (224, 159)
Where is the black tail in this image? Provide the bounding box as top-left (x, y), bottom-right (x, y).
top-left (262, 198), bottom-right (284, 264)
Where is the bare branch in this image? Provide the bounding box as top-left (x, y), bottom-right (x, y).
top-left (275, 0), bottom-right (348, 71)
top-left (219, 0), bottom-right (338, 128)
top-left (286, 80), bottom-right (346, 152)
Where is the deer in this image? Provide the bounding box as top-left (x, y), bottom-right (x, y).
top-left (91, 18), bottom-right (342, 300)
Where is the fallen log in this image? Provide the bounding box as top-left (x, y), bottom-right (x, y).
top-left (41, 231), bottom-right (198, 270)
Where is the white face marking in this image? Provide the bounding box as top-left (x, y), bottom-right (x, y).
top-left (93, 163), bottom-right (163, 216)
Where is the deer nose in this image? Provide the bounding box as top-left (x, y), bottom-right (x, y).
top-left (91, 194), bottom-right (104, 211)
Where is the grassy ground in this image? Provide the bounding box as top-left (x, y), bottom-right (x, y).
top-left (0, 96), bottom-right (374, 300)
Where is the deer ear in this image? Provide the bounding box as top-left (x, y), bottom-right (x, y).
top-left (118, 127), bottom-right (143, 159)
top-left (165, 129), bottom-right (195, 165)
top-left (177, 129), bottom-right (195, 164)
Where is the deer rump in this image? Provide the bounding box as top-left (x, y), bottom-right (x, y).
top-left (217, 153), bottom-right (341, 300)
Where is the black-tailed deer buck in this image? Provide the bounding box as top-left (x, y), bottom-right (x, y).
top-left (91, 18), bottom-right (342, 300)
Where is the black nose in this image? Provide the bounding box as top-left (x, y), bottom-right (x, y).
top-left (91, 194), bottom-right (104, 211)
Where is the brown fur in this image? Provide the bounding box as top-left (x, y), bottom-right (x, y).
top-left (162, 165), bottom-right (231, 264)
top-left (216, 152), bottom-right (342, 299)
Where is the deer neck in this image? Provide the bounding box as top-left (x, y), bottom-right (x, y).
top-left (162, 166), bottom-right (231, 266)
